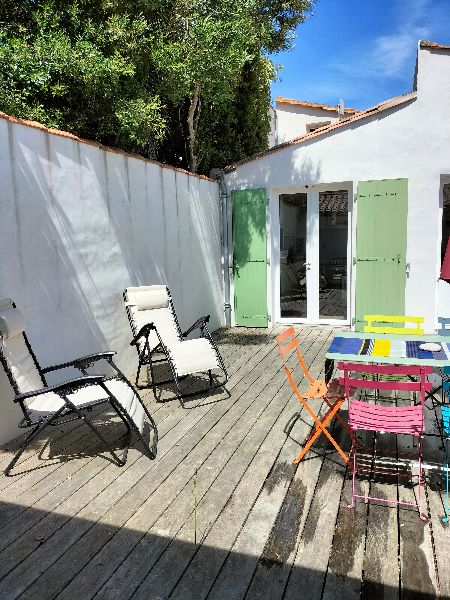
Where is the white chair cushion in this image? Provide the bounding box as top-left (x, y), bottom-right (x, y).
top-left (126, 286), bottom-right (169, 310)
top-left (105, 378), bottom-right (145, 433)
top-left (27, 378), bottom-right (146, 433)
top-left (130, 305), bottom-right (180, 352)
top-left (167, 338), bottom-right (220, 377)
top-left (2, 335), bottom-right (44, 393)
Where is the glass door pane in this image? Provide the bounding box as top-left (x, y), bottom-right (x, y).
top-left (319, 190), bottom-right (348, 319)
top-left (279, 193), bottom-right (308, 318)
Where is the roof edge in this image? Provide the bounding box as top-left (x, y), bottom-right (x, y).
top-left (225, 91), bottom-right (417, 173)
top-left (276, 96), bottom-right (360, 114)
top-left (420, 40), bottom-right (450, 51)
top-left (0, 111), bottom-right (215, 183)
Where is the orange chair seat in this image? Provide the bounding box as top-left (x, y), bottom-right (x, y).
top-left (304, 379), bottom-right (328, 399)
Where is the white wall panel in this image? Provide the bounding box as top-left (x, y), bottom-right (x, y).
top-left (0, 119), bottom-right (223, 444)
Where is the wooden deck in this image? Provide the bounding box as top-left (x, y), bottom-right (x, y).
top-left (281, 288), bottom-right (347, 320)
top-left (0, 326), bottom-right (449, 599)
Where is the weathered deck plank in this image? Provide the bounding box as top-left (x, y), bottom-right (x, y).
top-left (0, 330), bottom-right (278, 598)
top-left (359, 436), bottom-right (400, 600)
top-left (75, 328), bottom-right (326, 600)
top-left (158, 330), bottom-right (335, 600)
top-left (207, 329), bottom-right (337, 600)
top-left (55, 331), bottom-right (303, 600)
top-left (0, 325), bottom-right (446, 600)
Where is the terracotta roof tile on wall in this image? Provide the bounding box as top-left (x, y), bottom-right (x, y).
top-left (420, 40), bottom-right (450, 50)
top-left (0, 111), bottom-right (215, 182)
top-left (276, 97), bottom-right (360, 114)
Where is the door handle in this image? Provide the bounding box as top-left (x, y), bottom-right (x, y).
top-left (303, 262), bottom-right (311, 270)
top-left (234, 261), bottom-right (240, 277)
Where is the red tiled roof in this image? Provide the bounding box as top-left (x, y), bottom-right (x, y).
top-left (225, 92), bottom-right (417, 172)
top-left (0, 111), bottom-right (215, 182)
top-left (276, 97), bottom-right (360, 114)
top-left (420, 40), bottom-right (450, 50)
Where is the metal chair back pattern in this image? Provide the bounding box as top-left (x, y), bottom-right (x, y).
top-left (363, 314), bottom-right (425, 335)
top-left (0, 298), bottom-right (157, 475)
top-left (276, 328), bottom-right (349, 465)
top-left (339, 361), bottom-right (432, 519)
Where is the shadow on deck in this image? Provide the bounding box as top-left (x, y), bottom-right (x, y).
top-left (0, 326), bottom-right (448, 599)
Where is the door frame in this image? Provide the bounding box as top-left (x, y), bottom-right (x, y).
top-left (271, 182), bottom-right (354, 326)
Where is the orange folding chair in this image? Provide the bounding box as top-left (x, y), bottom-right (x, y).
top-left (276, 327), bottom-right (350, 464)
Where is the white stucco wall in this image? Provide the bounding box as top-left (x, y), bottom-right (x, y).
top-left (0, 118), bottom-right (224, 444)
top-left (275, 104), bottom-right (340, 144)
top-left (226, 44), bottom-right (450, 333)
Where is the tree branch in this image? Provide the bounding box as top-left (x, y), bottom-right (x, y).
top-left (187, 81), bottom-right (201, 172)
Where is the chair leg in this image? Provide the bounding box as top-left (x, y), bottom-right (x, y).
top-left (4, 406), bottom-right (67, 476)
top-left (4, 422), bottom-right (45, 476)
top-left (348, 437), bottom-right (357, 509)
top-left (293, 400), bottom-right (349, 465)
top-left (443, 438), bottom-right (449, 524)
top-left (417, 436), bottom-right (427, 521)
top-left (72, 408), bottom-right (130, 467)
top-left (135, 361), bottom-right (143, 389)
top-left (148, 357), bottom-right (159, 399)
top-left (307, 397), bottom-right (351, 442)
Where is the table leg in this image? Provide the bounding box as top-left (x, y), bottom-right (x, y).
top-left (325, 358), bottom-right (334, 384)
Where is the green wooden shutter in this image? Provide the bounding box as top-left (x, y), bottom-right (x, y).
top-left (355, 179), bottom-right (408, 331)
top-left (232, 188), bottom-right (268, 327)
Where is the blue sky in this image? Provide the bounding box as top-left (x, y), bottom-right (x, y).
top-left (270, 0), bottom-right (450, 109)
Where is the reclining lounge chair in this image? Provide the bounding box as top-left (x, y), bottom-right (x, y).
top-left (124, 285), bottom-right (228, 402)
top-left (0, 298), bottom-right (157, 476)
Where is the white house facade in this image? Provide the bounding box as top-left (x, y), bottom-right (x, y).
top-left (225, 41), bottom-right (450, 333)
top-left (272, 97), bottom-right (360, 146)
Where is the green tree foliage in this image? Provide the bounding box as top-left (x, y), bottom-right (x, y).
top-left (0, 0), bottom-right (313, 173)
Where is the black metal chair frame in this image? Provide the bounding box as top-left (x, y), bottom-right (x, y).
top-left (124, 288), bottom-right (228, 404)
top-left (0, 303), bottom-right (157, 476)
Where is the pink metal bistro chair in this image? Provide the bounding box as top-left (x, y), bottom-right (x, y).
top-left (339, 361), bottom-right (432, 520)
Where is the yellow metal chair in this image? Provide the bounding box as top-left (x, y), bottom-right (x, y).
top-left (363, 314), bottom-right (424, 335)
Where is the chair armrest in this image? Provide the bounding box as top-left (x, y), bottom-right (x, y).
top-left (130, 323), bottom-right (156, 346)
top-left (182, 315), bottom-right (210, 338)
top-left (14, 375), bottom-right (106, 402)
top-left (42, 352), bottom-right (116, 373)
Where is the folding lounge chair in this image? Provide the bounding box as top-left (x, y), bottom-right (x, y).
top-left (339, 361), bottom-right (432, 520)
top-left (0, 298), bottom-right (157, 476)
top-left (124, 285), bottom-right (228, 402)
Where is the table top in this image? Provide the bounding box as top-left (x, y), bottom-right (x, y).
top-left (325, 330), bottom-right (450, 366)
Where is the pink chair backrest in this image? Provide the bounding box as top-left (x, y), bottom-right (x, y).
top-left (338, 361), bottom-right (432, 406)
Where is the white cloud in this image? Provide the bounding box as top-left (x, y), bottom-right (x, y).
top-left (334, 0), bottom-right (431, 82)
top-left (363, 29), bottom-right (429, 78)
top-left (272, 0), bottom-right (450, 108)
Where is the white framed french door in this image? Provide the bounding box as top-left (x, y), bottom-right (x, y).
top-left (271, 183), bottom-right (352, 326)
